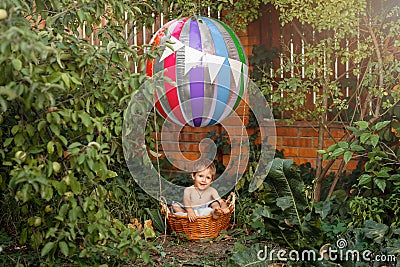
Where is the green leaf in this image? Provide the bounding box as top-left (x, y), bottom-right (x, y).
top-left (374, 121), bottom-right (390, 131)
top-left (361, 220), bottom-right (388, 244)
top-left (12, 59), bottom-right (22, 71)
top-left (49, 124), bottom-right (60, 136)
top-left (262, 159), bottom-right (306, 226)
top-left (141, 250), bottom-right (151, 263)
top-left (47, 141), bottom-right (54, 154)
top-left (45, 227), bottom-right (57, 239)
top-left (360, 133), bottom-right (371, 143)
top-left (19, 228), bottom-right (28, 244)
top-left (370, 134), bottom-right (379, 147)
top-left (358, 174), bottom-right (372, 186)
top-left (248, 160), bottom-right (272, 192)
top-left (41, 242), bottom-right (55, 256)
top-left (95, 101), bottom-right (104, 114)
top-left (331, 147), bottom-right (345, 157)
top-left (26, 124), bottom-right (35, 137)
top-left (70, 75), bottom-right (82, 85)
top-left (276, 196), bottom-right (293, 211)
top-left (350, 143), bottom-right (365, 151)
top-left (37, 120), bottom-right (47, 132)
top-left (145, 208), bottom-right (165, 233)
top-left (230, 243), bottom-right (267, 266)
top-left (355, 121), bottom-right (369, 130)
top-left (4, 138), bottom-right (13, 147)
top-left (143, 223), bottom-right (156, 239)
top-left (58, 135), bottom-right (68, 146)
top-left (79, 112), bottom-right (92, 128)
top-left (343, 151), bottom-right (353, 163)
top-left (375, 170), bottom-right (390, 178)
top-left (337, 142), bottom-right (349, 148)
top-left (68, 142), bottom-right (82, 149)
top-left (148, 149), bottom-right (162, 158)
top-left (348, 126), bottom-right (358, 132)
top-left (374, 178), bottom-right (386, 193)
top-left (59, 241), bottom-right (69, 257)
top-left (70, 176), bottom-right (82, 194)
top-left (314, 200), bottom-right (331, 220)
top-left (41, 185), bottom-right (53, 201)
top-left (61, 73), bottom-right (70, 88)
top-left (79, 248), bottom-right (87, 258)
top-left (327, 144), bottom-right (338, 152)
top-left (11, 124), bottom-right (20, 135)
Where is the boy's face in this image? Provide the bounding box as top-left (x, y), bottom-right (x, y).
top-left (192, 168), bottom-right (213, 190)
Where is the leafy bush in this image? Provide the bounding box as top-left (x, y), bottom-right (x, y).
top-left (321, 117), bottom-right (400, 228)
top-left (237, 158), bottom-right (324, 250)
top-left (0, 0), bottom-right (159, 264)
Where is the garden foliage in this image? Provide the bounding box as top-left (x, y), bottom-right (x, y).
top-left (0, 0), bottom-right (161, 264)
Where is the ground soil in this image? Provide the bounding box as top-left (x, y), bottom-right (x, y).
top-left (150, 234), bottom-right (238, 266)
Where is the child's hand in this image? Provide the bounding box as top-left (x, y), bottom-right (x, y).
top-left (222, 207), bottom-right (230, 214)
top-left (187, 209), bottom-right (197, 222)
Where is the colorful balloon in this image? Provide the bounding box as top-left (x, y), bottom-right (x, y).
top-left (146, 16), bottom-right (248, 127)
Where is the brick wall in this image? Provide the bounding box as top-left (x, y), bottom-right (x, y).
top-left (274, 121), bottom-right (358, 170)
top-left (154, 112), bottom-right (358, 173)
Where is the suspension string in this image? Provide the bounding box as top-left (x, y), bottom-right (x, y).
top-left (233, 91), bottom-right (247, 227)
top-left (153, 105), bottom-right (167, 243)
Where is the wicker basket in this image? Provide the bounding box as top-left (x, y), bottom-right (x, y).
top-left (161, 193), bottom-right (235, 240)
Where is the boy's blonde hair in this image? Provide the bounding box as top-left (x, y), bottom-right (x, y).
top-left (192, 159), bottom-right (216, 180)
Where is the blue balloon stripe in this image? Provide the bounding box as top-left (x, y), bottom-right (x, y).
top-left (202, 17), bottom-right (231, 125)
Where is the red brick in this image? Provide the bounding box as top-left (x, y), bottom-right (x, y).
top-left (281, 147), bottom-right (299, 157)
top-left (247, 128), bottom-right (256, 136)
top-left (262, 127), bottom-right (278, 137)
top-left (323, 159), bottom-right (342, 170)
top-left (265, 136), bottom-right (277, 147)
top-left (181, 125), bottom-right (217, 133)
top-left (235, 104), bottom-right (250, 116)
top-left (161, 124), bottom-right (181, 132)
top-left (323, 139), bottom-right (336, 149)
top-left (223, 127), bottom-right (248, 136)
top-left (277, 127), bottom-right (298, 137)
top-left (346, 160), bottom-right (359, 171)
top-left (220, 116), bottom-right (249, 126)
top-left (179, 133), bottom-right (209, 142)
top-left (160, 142), bottom-right (180, 151)
top-left (182, 152), bottom-right (200, 161)
top-left (179, 143), bottom-right (200, 152)
top-left (276, 137), bottom-right (284, 147)
top-left (299, 128), bottom-right (318, 137)
top-left (299, 148), bottom-right (318, 158)
top-left (259, 120), bottom-right (277, 128)
top-left (324, 128), bottom-right (346, 138)
top-left (159, 132), bottom-right (180, 141)
top-left (282, 137), bottom-right (313, 147)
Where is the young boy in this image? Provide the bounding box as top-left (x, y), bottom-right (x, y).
top-left (171, 159), bottom-right (230, 222)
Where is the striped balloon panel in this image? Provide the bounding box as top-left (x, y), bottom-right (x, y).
top-left (146, 16), bottom-right (248, 127)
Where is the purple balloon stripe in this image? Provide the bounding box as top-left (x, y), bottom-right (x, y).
top-left (189, 19), bottom-right (204, 127)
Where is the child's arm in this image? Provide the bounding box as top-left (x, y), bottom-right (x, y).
top-left (183, 188), bottom-right (197, 222)
top-left (211, 188), bottom-right (230, 213)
